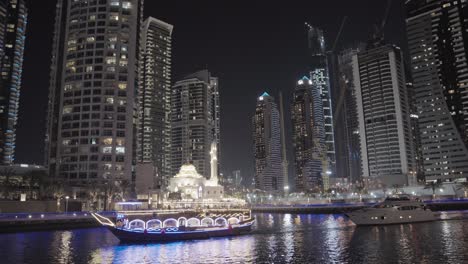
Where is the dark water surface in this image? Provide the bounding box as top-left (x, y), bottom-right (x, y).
top-left (2, 213), bottom-right (468, 264)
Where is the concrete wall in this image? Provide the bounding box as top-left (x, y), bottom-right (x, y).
top-left (0, 200), bottom-right (82, 213)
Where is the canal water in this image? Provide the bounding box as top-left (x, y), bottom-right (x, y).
top-left (1, 213), bottom-right (468, 264)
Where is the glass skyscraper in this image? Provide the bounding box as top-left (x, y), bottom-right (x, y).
top-left (0, 0), bottom-right (27, 164)
top-left (306, 25), bottom-right (336, 179)
top-left (137, 17), bottom-right (173, 191)
top-left (253, 92), bottom-right (284, 192)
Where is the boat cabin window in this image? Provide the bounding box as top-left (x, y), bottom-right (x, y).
top-left (398, 206), bottom-right (419, 211)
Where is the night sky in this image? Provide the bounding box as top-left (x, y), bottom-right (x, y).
top-left (16, 0), bottom-right (406, 182)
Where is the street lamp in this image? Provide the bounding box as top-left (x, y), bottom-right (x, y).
top-left (65, 196), bottom-right (70, 213)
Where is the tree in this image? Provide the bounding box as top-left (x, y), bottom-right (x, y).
top-left (354, 184), bottom-right (366, 202)
top-left (381, 183), bottom-right (388, 197)
top-left (456, 182), bottom-right (468, 198)
top-left (86, 183), bottom-right (100, 211)
top-left (0, 167), bottom-right (15, 200)
top-left (424, 180), bottom-right (443, 199)
top-left (117, 179), bottom-right (131, 201)
top-left (30, 170), bottom-right (48, 199)
top-left (392, 184), bottom-right (402, 194)
top-left (21, 172), bottom-right (33, 199)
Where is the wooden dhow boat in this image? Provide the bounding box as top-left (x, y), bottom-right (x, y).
top-left (91, 209), bottom-right (255, 243)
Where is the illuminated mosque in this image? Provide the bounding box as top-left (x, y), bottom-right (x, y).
top-left (168, 142), bottom-right (224, 200)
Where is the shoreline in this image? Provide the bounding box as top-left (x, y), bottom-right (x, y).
top-left (2, 200), bottom-right (468, 233)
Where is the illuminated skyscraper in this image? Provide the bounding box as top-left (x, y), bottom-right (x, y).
top-left (406, 0), bottom-right (468, 181)
top-left (305, 24), bottom-right (336, 179)
top-left (170, 70), bottom-right (219, 179)
top-left (45, 0), bottom-right (143, 187)
top-left (0, 0), bottom-right (27, 164)
top-left (137, 17), bottom-right (173, 191)
top-left (253, 92), bottom-right (284, 192)
top-left (292, 77), bottom-right (326, 191)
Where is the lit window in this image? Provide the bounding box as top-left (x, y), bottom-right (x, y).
top-left (106, 57), bottom-right (117, 65)
top-left (118, 83), bottom-right (127, 90)
top-left (102, 138), bottom-right (113, 145)
top-left (102, 147), bottom-right (112, 153)
top-left (122, 2), bottom-right (132, 9)
top-left (87, 37), bottom-right (95, 43)
top-left (64, 84), bottom-right (73, 91)
top-left (116, 138), bottom-right (125, 146)
top-left (86, 66), bottom-right (93, 73)
top-left (116, 147), bottom-right (125, 154)
top-left (63, 106), bottom-right (72, 114)
top-left (119, 59), bottom-right (128, 67)
top-left (106, 97), bottom-right (114, 104)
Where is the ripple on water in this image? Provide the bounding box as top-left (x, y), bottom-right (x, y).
top-left (1, 214), bottom-right (468, 264)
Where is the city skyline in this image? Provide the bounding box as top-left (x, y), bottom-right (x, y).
top-left (16, 0), bottom-right (407, 182)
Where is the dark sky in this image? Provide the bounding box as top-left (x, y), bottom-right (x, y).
top-left (17, 0), bottom-right (406, 182)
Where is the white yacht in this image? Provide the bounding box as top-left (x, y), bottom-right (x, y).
top-left (346, 195), bottom-right (436, 226)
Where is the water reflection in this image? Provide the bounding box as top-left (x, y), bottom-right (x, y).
top-left (1, 214), bottom-right (468, 263)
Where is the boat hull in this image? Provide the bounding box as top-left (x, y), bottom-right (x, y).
top-left (108, 222), bottom-right (254, 243)
top-left (347, 209), bottom-right (436, 226)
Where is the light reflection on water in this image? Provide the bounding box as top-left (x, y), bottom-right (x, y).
top-left (1, 213), bottom-right (468, 264)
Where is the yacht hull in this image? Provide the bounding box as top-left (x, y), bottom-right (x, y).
top-left (347, 209), bottom-right (436, 226)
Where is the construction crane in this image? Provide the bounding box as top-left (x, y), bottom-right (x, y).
top-left (332, 0), bottom-right (392, 127)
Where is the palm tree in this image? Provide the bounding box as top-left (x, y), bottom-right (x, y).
top-left (424, 181), bottom-right (443, 199)
top-left (456, 182), bottom-right (468, 198)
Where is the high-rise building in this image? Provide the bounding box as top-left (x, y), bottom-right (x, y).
top-left (406, 0), bottom-right (468, 181)
top-left (253, 92), bottom-right (284, 192)
top-left (292, 77), bottom-right (326, 192)
top-left (45, 0), bottom-right (143, 187)
top-left (137, 17), bottom-right (173, 191)
top-left (335, 46), bottom-right (365, 184)
top-left (352, 43), bottom-right (416, 185)
top-left (0, 0), bottom-right (27, 164)
top-left (170, 70), bottom-right (219, 179)
top-left (306, 24), bottom-right (336, 179)
top-left (407, 81), bottom-right (424, 182)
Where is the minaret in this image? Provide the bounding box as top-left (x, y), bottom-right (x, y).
top-left (210, 141), bottom-right (218, 185)
top-left (279, 92), bottom-right (289, 194)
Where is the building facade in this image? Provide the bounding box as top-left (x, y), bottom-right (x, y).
top-left (306, 24), bottom-right (336, 179)
top-left (406, 0), bottom-right (468, 181)
top-left (336, 46), bottom-right (364, 184)
top-left (253, 92), bottom-right (284, 193)
top-left (0, 0), bottom-right (27, 164)
top-left (170, 70), bottom-right (219, 179)
top-left (137, 17), bottom-right (172, 191)
top-left (45, 0), bottom-right (142, 187)
top-left (352, 44), bottom-right (416, 185)
top-left (292, 77), bottom-right (326, 192)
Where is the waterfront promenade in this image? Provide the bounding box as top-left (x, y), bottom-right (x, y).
top-left (2, 199), bottom-right (468, 233)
